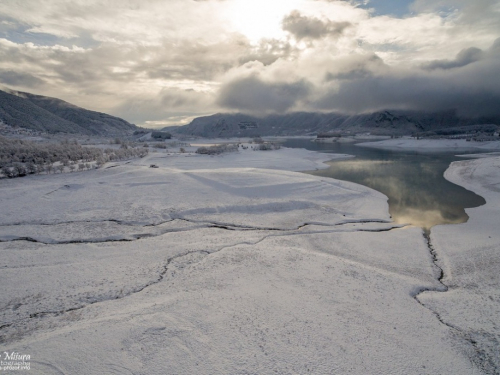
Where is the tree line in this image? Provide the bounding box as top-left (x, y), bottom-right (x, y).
top-left (0, 136), bottom-right (148, 178)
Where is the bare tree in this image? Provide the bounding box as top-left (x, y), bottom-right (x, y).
top-left (1, 166), bottom-right (14, 178)
top-left (26, 162), bottom-right (37, 174)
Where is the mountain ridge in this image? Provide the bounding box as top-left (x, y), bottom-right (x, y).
top-left (0, 88), bottom-right (137, 136)
top-left (170, 110), bottom-right (500, 138)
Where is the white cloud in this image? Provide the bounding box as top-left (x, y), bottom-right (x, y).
top-left (0, 0), bottom-right (499, 127)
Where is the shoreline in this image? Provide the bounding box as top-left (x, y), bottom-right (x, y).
top-left (421, 155), bottom-right (500, 372)
top-left (356, 137), bottom-right (500, 152)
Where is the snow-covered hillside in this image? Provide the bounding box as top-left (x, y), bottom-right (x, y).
top-left (0, 88), bottom-right (138, 136)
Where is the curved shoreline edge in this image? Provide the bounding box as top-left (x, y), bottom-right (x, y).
top-left (421, 155), bottom-right (500, 373)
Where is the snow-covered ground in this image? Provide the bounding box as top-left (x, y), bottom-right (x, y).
top-left (0, 145), bottom-right (498, 374)
top-left (419, 156), bottom-right (500, 373)
top-left (144, 145), bottom-right (352, 172)
top-left (357, 137), bottom-right (500, 152)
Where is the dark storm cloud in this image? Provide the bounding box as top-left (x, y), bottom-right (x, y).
top-left (490, 37), bottom-right (500, 54)
top-left (217, 75), bottom-right (311, 113)
top-left (326, 68), bottom-right (373, 80)
top-left (315, 59), bottom-right (500, 117)
top-left (282, 10), bottom-right (351, 40)
top-left (324, 54), bottom-right (384, 81)
top-left (316, 73), bottom-right (499, 117)
top-left (215, 38), bottom-right (500, 118)
top-left (311, 38), bottom-right (500, 117)
top-left (0, 69), bottom-right (44, 87)
top-left (422, 47), bottom-right (484, 70)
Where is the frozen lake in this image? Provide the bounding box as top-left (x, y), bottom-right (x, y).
top-left (282, 138), bottom-right (486, 233)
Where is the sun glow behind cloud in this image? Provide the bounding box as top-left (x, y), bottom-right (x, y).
top-left (226, 0), bottom-right (304, 42)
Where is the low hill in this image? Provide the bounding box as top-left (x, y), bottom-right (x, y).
top-left (171, 110), bottom-right (500, 138)
top-left (0, 88), bottom-right (137, 136)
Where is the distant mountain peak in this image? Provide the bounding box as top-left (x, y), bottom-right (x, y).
top-left (0, 88), bottom-right (137, 136)
top-left (171, 111), bottom-right (500, 138)
top-left (0, 86), bottom-right (28, 99)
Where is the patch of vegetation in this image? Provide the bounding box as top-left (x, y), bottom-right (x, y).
top-left (256, 142), bottom-right (281, 151)
top-left (253, 137), bottom-right (264, 144)
top-left (0, 136), bottom-right (148, 178)
top-left (196, 144), bottom-right (238, 155)
top-left (317, 132), bottom-right (341, 138)
top-left (151, 131), bottom-right (172, 140)
top-left (152, 143), bottom-right (167, 149)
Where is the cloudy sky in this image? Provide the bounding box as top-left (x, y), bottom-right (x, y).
top-left (0, 0), bottom-right (499, 128)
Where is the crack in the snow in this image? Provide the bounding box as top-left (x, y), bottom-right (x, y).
top-left (0, 225), bottom-right (211, 246)
top-left (44, 185), bottom-right (71, 197)
top-left (1, 215), bottom-right (391, 231)
top-left (414, 232), bottom-right (498, 374)
top-left (1, 229), bottom-right (295, 345)
top-left (0, 226), bottom-right (401, 246)
top-left (105, 161), bottom-right (131, 169)
top-left (358, 226), bottom-right (407, 233)
top-left (175, 217), bottom-right (393, 233)
top-left (29, 306), bottom-right (85, 320)
top-left (1, 234), bottom-right (277, 333)
top-left (3, 228), bottom-right (357, 342)
top-left (173, 217), bottom-right (290, 232)
top-left (0, 218), bottom-right (413, 349)
top-left (0, 219), bottom-right (397, 245)
top-left (0, 248), bottom-right (212, 343)
top-left (0, 237), bottom-right (135, 245)
top-left (0, 218), bottom-right (149, 227)
top-left (335, 219), bottom-right (393, 226)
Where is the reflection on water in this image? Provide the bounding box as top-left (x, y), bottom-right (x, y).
top-left (282, 139), bottom-right (486, 234)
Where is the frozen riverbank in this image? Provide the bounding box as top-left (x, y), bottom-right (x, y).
top-left (357, 137), bottom-right (500, 152)
top-left (419, 156), bottom-right (500, 373)
top-left (0, 146), bottom-right (497, 374)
